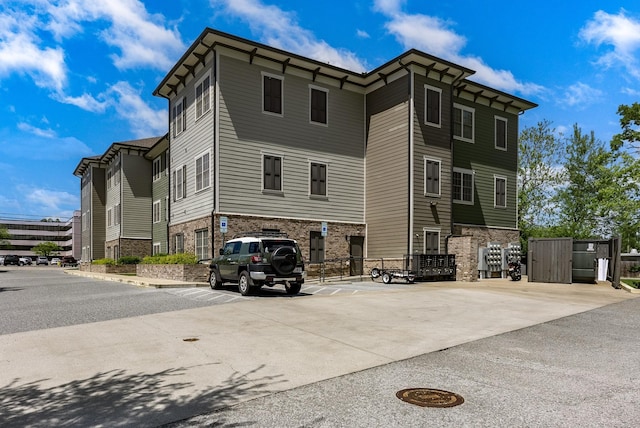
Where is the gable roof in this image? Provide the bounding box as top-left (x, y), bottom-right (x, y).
top-left (153, 28), bottom-right (536, 113)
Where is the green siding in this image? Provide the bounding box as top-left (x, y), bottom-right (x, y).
top-left (122, 154), bottom-right (152, 238)
top-left (412, 75), bottom-right (453, 251)
top-left (452, 98), bottom-right (519, 228)
top-left (152, 150), bottom-right (169, 253)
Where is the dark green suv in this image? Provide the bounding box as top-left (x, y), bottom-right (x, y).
top-left (209, 234), bottom-right (305, 296)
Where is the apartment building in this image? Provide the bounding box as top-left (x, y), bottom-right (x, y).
top-left (151, 28), bottom-right (536, 272)
top-left (74, 136), bottom-right (168, 261)
top-left (75, 28), bottom-right (536, 277)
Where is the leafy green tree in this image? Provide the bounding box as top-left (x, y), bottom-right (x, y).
top-left (517, 120), bottom-right (564, 249)
top-left (0, 226), bottom-right (11, 249)
top-left (611, 102), bottom-right (640, 152)
top-left (32, 242), bottom-right (61, 257)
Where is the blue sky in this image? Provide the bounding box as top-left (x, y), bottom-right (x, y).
top-left (1, 0), bottom-right (639, 220)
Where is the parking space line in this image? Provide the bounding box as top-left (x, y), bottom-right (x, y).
top-left (330, 288), bottom-right (342, 295)
top-left (206, 294), bottom-right (227, 301)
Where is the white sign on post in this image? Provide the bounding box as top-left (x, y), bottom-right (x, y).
top-left (220, 216), bottom-right (228, 234)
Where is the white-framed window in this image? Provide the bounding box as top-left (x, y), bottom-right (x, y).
top-left (195, 151), bottom-right (211, 192)
top-left (107, 167), bottom-right (112, 189)
top-left (195, 229), bottom-right (209, 260)
top-left (423, 228), bottom-right (441, 254)
top-left (114, 203), bottom-right (121, 226)
top-left (424, 85), bottom-right (442, 127)
top-left (153, 200), bottom-right (161, 223)
top-left (195, 74), bottom-right (211, 120)
top-left (153, 157), bottom-right (162, 181)
top-left (172, 97), bottom-right (186, 137)
top-left (453, 167), bottom-right (474, 204)
top-left (424, 157), bottom-right (441, 197)
top-left (113, 155), bottom-right (120, 186)
top-left (310, 161), bottom-right (327, 196)
top-left (173, 165), bottom-right (186, 201)
top-left (165, 196), bottom-right (169, 221)
top-left (495, 116), bottom-right (508, 151)
top-left (262, 72), bottom-right (283, 115)
top-left (174, 234), bottom-right (184, 254)
top-left (453, 104), bottom-right (475, 143)
top-left (494, 175), bottom-right (507, 208)
top-left (107, 207), bottom-right (113, 227)
top-left (262, 153), bottom-right (283, 192)
top-left (309, 85), bottom-right (328, 125)
top-left (153, 243), bottom-right (161, 255)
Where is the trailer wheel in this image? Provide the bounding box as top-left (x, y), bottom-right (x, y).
top-left (370, 267), bottom-right (380, 279)
top-left (382, 272), bottom-right (392, 284)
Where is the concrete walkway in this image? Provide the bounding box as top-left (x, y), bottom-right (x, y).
top-left (0, 277), bottom-right (636, 427)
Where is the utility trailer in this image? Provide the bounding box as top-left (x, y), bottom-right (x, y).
top-left (370, 254), bottom-right (457, 284)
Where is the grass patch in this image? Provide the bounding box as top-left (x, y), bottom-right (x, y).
top-left (622, 278), bottom-right (640, 289)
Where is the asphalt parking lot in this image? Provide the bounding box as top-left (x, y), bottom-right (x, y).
top-left (1, 266), bottom-right (638, 427)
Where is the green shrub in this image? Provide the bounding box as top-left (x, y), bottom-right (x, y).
top-left (141, 253), bottom-right (199, 265)
top-left (118, 256), bottom-right (141, 265)
top-left (92, 258), bottom-right (116, 266)
top-left (629, 265), bottom-right (640, 273)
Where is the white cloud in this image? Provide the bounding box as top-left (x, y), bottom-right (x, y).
top-left (210, 0), bottom-right (368, 71)
top-left (107, 82), bottom-right (166, 138)
top-left (622, 87), bottom-right (640, 97)
top-left (25, 188), bottom-right (78, 215)
top-left (561, 82), bottom-right (603, 109)
top-left (42, 0), bottom-right (186, 71)
top-left (356, 29), bottom-right (370, 39)
top-left (17, 122), bottom-right (57, 139)
top-left (373, 4), bottom-right (543, 96)
top-left (0, 10), bottom-right (67, 90)
top-left (580, 10), bottom-right (640, 79)
top-left (51, 91), bottom-right (108, 113)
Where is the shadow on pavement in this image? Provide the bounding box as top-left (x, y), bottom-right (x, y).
top-left (0, 365), bottom-right (286, 427)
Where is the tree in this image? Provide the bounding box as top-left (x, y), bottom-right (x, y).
top-left (0, 226), bottom-right (10, 249)
top-left (32, 242), bottom-right (61, 257)
top-left (611, 102), bottom-right (640, 152)
top-left (517, 120), bottom-right (564, 248)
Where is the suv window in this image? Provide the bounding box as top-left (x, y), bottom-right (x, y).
top-left (248, 242), bottom-right (260, 253)
top-left (262, 239), bottom-right (297, 253)
top-left (223, 241), bottom-right (242, 255)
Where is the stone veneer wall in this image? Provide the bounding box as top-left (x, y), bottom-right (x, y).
top-left (79, 263), bottom-right (136, 274)
top-left (105, 238), bottom-right (152, 259)
top-left (137, 264), bottom-right (209, 282)
top-left (169, 216), bottom-right (212, 257)
top-left (209, 214), bottom-right (365, 261)
top-left (451, 225), bottom-right (520, 281)
top-left (448, 236), bottom-right (479, 282)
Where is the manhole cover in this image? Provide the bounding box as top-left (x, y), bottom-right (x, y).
top-left (396, 388), bottom-right (464, 408)
top-left (183, 338), bottom-right (200, 342)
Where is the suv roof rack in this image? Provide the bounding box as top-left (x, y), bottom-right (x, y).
top-left (232, 231), bottom-right (289, 239)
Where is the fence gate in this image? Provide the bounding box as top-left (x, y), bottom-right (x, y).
top-left (528, 238), bottom-right (573, 283)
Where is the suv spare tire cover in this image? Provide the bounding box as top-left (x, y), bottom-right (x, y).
top-left (271, 246), bottom-right (297, 276)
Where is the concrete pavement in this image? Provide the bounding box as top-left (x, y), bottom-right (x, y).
top-left (0, 277), bottom-right (636, 427)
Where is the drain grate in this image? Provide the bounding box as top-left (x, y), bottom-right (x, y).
top-left (396, 388), bottom-right (464, 408)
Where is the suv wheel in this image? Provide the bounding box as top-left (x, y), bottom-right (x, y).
top-left (271, 246), bottom-right (297, 276)
top-left (285, 281), bottom-right (301, 295)
top-left (238, 271), bottom-right (253, 296)
top-left (209, 269), bottom-right (223, 290)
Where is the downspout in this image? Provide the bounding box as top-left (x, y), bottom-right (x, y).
top-left (408, 68), bottom-right (415, 255)
top-left (213, 48), bottom-right (220, 255)
top-left (449, 71), bottom-right (466, 246)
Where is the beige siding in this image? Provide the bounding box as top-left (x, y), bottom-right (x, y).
top-left (412, 75), bottom-right (453, 252)
top-left (217, 55), bottom-right (365, 223)
top-left (365, 77), bottom-right (410, 258)
top-left (90, 167), bottom-right (106, 260)
top-left (122, 154), bottom-right (152, 238)
top-left (169, 53), bottom-right (215, 227)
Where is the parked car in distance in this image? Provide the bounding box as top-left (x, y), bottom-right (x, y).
top-left (50, 257), bottom-right (61, 266)
top-left (3, 255), bottom-right (20, 266)
top-left (60, 256), bottom-right (78, 267)
top-left (0, 256), bottom-right (4, 265)
top-left (19, 257), bottom-right (32, 266)
top-left (36, 256), bottom-right (49, 265)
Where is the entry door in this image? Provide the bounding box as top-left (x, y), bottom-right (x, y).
top-left (349, 236), bottom-right (364, 276)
